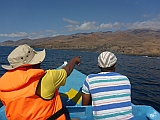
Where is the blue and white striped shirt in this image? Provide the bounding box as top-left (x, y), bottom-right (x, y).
top-left (82, 72), bottom-right (134, 120)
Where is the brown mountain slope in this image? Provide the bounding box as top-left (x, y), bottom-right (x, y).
top-left (0, 29), bottom-right (160, 57)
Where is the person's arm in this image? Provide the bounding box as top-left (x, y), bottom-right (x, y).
top-left (82, 93), bottom-right (92, 106)
top-left (36, 56), bottom-right (80, 99)
top-left (63, 56), bottom-right (81, 76)
top-left (82, 77), bottom-right (92, 106)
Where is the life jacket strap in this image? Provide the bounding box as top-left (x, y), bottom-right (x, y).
top-left (47, 107), bottom-right (68, 120)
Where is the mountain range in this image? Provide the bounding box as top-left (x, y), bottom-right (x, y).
top-left (0, 29), bottom-right (160, 57)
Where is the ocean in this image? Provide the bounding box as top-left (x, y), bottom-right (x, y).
top-left (0, 46), bottom-right (160, 112)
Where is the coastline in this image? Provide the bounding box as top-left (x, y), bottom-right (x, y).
top-left (0, 29), bottom-right (160, 57)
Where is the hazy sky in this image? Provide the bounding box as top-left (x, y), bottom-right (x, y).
top-left (0, 0), bottom-right (160, 42)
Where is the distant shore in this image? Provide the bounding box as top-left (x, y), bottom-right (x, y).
top-left (1, 29), bottom-right (160, 57)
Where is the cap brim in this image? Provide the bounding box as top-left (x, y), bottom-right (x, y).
top-left (29, 49), bottom-right (46, 65)
top-left (1, 49), bottom-right (46, 70)
top-left (1, 65), bottom-right (14, 70)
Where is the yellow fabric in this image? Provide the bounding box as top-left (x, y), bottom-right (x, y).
top-left (37, 69), bottom-right (67, 99)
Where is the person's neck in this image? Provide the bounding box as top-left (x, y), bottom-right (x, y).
top-left (101, 70), bottom-right (115, 72)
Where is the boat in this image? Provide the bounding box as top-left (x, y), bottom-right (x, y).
top-left (0, 62), bottom-right (160, 120)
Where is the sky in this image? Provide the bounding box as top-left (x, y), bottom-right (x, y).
top-left (0, 0), bottom-right (160, 42)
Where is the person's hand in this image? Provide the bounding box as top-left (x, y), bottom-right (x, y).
top-left (73, 56), bottom-right (81, 65)
top-left (63, 56), bottom-right (81, 76)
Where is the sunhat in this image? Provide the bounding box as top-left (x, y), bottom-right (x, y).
top-left (1, 44), bottom-right (45, 70)
top-left (98, 51), bottom-right (117, 68)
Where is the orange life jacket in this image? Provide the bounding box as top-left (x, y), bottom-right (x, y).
top-left (0, 68), bottom-right (66, 120)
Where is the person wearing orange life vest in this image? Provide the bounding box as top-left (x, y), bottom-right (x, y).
top-left (0, 44), bottom-right (81, 120)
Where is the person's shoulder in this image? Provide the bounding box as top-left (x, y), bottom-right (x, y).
top-left (46, 69), bottom-right (65, 72)
top-left (87, 73), bottom-right (100, 78)
top-left (46, 69), bottom-right (67, 75)
top-left (114, 72), bottom-right (129, 78)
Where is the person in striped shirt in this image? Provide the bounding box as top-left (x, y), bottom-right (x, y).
top-left (82, 51), bottom-right (134, 120)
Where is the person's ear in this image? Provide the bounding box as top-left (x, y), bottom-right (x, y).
top-left (97, 64), bottom-right (100, 68)
top-left (114, 64), bottom-right (116, 69)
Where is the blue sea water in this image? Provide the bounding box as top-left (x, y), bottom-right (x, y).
top-left (0, 46), bottom-right (160, 112)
